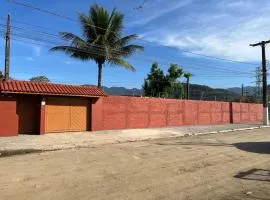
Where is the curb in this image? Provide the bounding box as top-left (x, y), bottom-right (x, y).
top-left (190, 125), bottom-right (269, 136)
top-left (1, 125), bottom-right (269, 157)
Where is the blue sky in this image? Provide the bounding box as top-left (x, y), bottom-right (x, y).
top-left (0, 0), bottom-right (268, 89)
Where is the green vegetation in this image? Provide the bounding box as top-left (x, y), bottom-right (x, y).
top-left (29, 75), bottom-right (50, 82)
top-left (141, 62), bottom-right (248, 101)
top-left (51, 4), bottom-right (143, 88)
top-left (143, 62), bottom-right (184, 98)
top-left (183, 72), bottom-right (192, 99)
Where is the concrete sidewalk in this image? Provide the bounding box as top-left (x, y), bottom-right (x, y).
top-left (0, 124), bottom-right (266, 155)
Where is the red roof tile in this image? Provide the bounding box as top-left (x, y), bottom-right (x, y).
top-left (0, 80), bottom-right (106, 97)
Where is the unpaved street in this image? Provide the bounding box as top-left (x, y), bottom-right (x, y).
top-left (1, 128), bottom-right (270, 200)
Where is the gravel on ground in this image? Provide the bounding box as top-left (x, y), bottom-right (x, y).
top-left (0, 127), bottom-right (270, 200)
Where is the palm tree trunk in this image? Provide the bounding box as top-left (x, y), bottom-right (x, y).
top-left (97, 62), bottom-right (102, 88)
top-left (186, 78), bottom-right (189, 100)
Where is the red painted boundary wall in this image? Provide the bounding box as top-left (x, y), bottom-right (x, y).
top-left (0, 97), bottom-right (18, 136)
top-left (231, 102), bottom-right (263, 123)
top-left (91, 96), bottom-right (263, 131)
top-left (0, 96), bottom-right (264, 136)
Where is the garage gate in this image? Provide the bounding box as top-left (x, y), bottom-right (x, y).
top-left (45, 97), bottom-right (90, 133)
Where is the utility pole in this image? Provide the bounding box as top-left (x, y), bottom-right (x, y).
top-left (255, 66), bottom-right (262, 101)
top-left (250, 40), bottom-right (270, 126)
top-left (200, 91), bottom-right (205, 100)
top-left (4, 14), bottom-right (11, 81)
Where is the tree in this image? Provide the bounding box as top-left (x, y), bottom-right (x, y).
top-left (143, 63), bottom-right (184, 98)
top-left (184, 72), bottom-right (192, 99)
top-left (165, 64), bottom-right (184, 98)
top-left (51, 4), bottom-right (143, 88)
top-left (30, 75), bottom-right (50, 82)
top-left (143, 62), bottom-right (166, 97)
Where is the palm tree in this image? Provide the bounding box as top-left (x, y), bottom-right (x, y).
top-left (0, 71), bottom-right (3, 81)
top-left (51, 4), bottom-right (144, 87)
top-left (184, 72), bottom-right (192, 99)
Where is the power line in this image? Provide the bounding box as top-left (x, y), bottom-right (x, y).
top-left (5, 1), bottom-right (260, 66)
top-left (0, 21), bottom-right (255, 83)
top-left (8, 0), bottom-right (76, 21)
top-left (1, 26), bottom-right (255, 75)
top-left (0, 23), bottom-right (60, 39)
top-left (0, 29), bottom-right (255, 78)
top-left (0, 16), bottom-right (61, 32)
top-left (134, 52), bottom-right (255, 75)
top-left (140, 39), bottom-right (259, 66)
top-left (0, 29), bottom-right (141, 59)
top-left (0, 24), bottom-right (132, 56)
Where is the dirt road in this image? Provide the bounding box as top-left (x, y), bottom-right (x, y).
top-left (1, 128), bottom-right (270, 200)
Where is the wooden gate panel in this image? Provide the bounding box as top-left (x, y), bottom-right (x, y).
top-left (45, 97), bottom-right (89, 133)
top-left (45, 98), bottom-right (70, 132)
top-left (70, 99), bottom-right (89, 131)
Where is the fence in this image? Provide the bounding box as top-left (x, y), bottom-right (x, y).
top-left (91, 96), bottom-right (263, 131)
top-left (0, 95), bottom-right (263, 136)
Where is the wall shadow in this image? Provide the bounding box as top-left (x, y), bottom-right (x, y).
top-left (233, 142), bottom-right (270, 154)
top-left (154, 141), bottom-right (270, 155)
top-left (235, 168), bottom-right (270, 182)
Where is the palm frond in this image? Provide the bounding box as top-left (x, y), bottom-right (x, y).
top-left (113, 34), bottom-right (138, 47)
top-left (51, 4), bottom-right (143, 82)
top-left (116, 44), bottom-right (144, 57)
top-left (109, 58), bottom-right (135, 71)
top-left (105, 8), bottom-right (117, 40)
top-left (184, 72), bottom-right (192, 79)
top-left (90, 4), bottom-right (109, 35)
top-left (59, 32), bottom-right (87, 47)
top-left (50, 46), bottom-right (98, 61)
top-left (79, 14), bottom-right (97, 41)
top-left (106, 9), bottom-right (123, 42)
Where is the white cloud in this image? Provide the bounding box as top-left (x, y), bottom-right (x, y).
top-left (129, 0), bottom-right (192, 26)
top-left (64, 60), bottom-right (82, 65)
top-left (65, 61), bottom-right (72, 65)
top-left (33, 46), bottom-right (41, 56)
top-left (218, 0), bottom-right (253, 10)
top-left (26, 57), bottom-right (35, 61)
top-left (139, 0), bottom-right (270, 61)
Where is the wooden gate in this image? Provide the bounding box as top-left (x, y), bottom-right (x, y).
top-left (45, 97), bottom-right (89, 133)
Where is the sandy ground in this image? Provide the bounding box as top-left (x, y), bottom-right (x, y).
top-left (0, 124), bottom-right (262, 153)
top-left (0, 128), bottom-right (270, 200)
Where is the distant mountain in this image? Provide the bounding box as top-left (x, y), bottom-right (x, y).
top-left (227, 86), bottom-right (257, 95)
top-left (99, 84), bottom-right (241, 101)
top-left (186, 84), bottom-right (241, 101)
top-left (83, 83), bottom-right (243, 101)
top-left (227, 85), bottom-right (270, 95)
top-left (102, 86), bottom-right (142, 96)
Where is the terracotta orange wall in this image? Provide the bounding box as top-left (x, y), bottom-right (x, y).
top-left (91, 96), bottom-right (245, 131)
top-left (0, 97), bottom-right (18, 136)
top-left (231, 102), bottom-right (263, 123)
top-left (0, 96), bottom-right (264, 136)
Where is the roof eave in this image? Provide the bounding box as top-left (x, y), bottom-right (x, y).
top-left (0, 91), bottom-right (106, 98)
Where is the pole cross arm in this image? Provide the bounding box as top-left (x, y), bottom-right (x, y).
top-left (250, 40), bottom-right (270, 47)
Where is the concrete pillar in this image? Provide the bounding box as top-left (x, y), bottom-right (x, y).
top-left (91, 97), bottom-right (103, 131)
